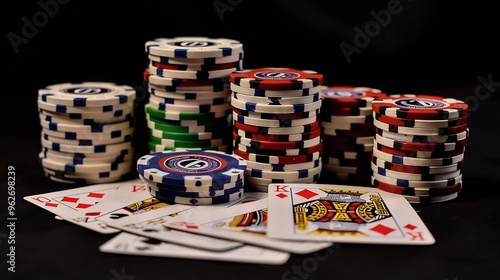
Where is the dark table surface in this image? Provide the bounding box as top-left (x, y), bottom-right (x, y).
top-left (3, 1), bottom-right (500, 279)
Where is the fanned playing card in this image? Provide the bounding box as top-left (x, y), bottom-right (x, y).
top-left (267, 184), bottom-right (435, 245)
top-left (163, 198), bottom-right (333, 254)
top-left (100, 232), bottom-right (290, 265)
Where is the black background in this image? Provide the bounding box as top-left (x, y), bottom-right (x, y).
top-left (2, 0), bottom-right (500, 279)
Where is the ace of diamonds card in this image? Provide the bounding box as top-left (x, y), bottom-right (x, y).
top-left (267, 184), bottom-right (435, 245)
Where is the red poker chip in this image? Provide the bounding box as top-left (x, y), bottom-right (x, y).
top-left (235, 141), bottom-right (323, 156)
top-left (375, 133), bottom-right (468, 152)
top-left (375, 143), bottom-right (465, 158)
top-left (233, 127), bottom-right (321, 142)
top-left (320, 85), bottom-right (387, 108)
top-left (371, 154), bottom-right (464, 175)
top-left (232, 130), bottom-right (321, 150)
top-left (374, 113), bottom-right (468, 128)
top-left (233, 148), bottom-right (322, 165)
top-left (372, 94), bottom-right (468, 120)
top-left (232, 107), bottom-right (319, 121)
top-left (230, 67), bottom-right (323, 90)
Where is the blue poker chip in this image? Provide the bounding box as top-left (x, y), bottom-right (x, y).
top-left (148, 186), bottom-right (244, 205)
top-left (137, 150), bottom-right (247, 187)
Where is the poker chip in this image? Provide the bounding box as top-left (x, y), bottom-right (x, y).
top-left (136, 150), bottom-right (246, 205)
top-left (318, 85), bottom-right (387, 186)
top-left (245, 164), bottom-right (322, 180)
top-left (230, 68), bottom-right (323, 90)
top-left (38, 82), bottom-right (136, 107)
top-left (372, 94), bottom-right (468, 120)
top-left (37, 82), bottom-right (137, 184)
top-left (232, 112), bottom-right (318, 128)
top-left (234, 127), bottom-right (321, 142)
top-left (371, 94), bottom-right (468, 203)
top-left (143, 37), bottom-right (243, 152)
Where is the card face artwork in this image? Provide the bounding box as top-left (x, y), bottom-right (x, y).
top-left (163, 198), bottom-right (334, 254)
top-left (267, 184), bottom-right (435, 245)
top-left (99, 232), bottom-right (290, 265)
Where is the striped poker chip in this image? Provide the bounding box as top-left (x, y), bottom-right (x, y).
top-left (373, 112), bottom-right (468, 128)
top-left (145, 37), bottom-right (243, 58)
top-left (371, 171), bottom-right (462, 188)
top-left (41, 138), bottom-right (134, 156)
top-left (38, 82), bottom-right (136, 107)
top-left (372, 146), bottom-right (464, 166)
top-left (41, 132), bottom-right (132, 146)
top-left (372, 94), bottom-right (468, 120)
top-left (232, 91), bottom-right (320, 105)
top-left (40, 117), bottom-right (135, 133)
top-left (374, 142), bottom-right (465, 159)
top-left (233, 133), bottom-right (321, 150)
top-left (232, 111), bottom-right (318, 128)
top-left (372, 177), bottom-right (462, 197)
top-left (145, 104), bottom-right (230, 121)
top-left (245, 164), bottom-right (322, 180)
top-left (41, 148), bottom-right (133, 165)
top-left (370, 162), bottom-right (462, 181)
top-left (233, 149), bottom-right (322, 165)
top-left (245, 173), bottom-right (320, 186)
top-left (149, 186), bottom-right (244, 206)
top-left (137, 150), bottom-right (247, 187)
top-left (142, 176), bottom-right (244, 198)
top-left (147, 52), bottom-right (244, 65)
top-left (230, 83), bottom-right (322, 97)
top-left (233, 107), bottom-right (320, 120)
top-left (234, 141), bottom-right (322, 156)
top-left (39, 108), bottom-right (134, 124)
top-left (246, 159), bottom-right (321, 172)
top-left (376, 127), bottom-right (469, 143)
top-left (374, 133), bottom-right (468, 152)
top-left (149, 86), bottom-right (230, 100)
top-left (231, 97), bottom-right (322, 114)
top-left (151, 60), bottom-right (242, 71)
top-left (147, 97), bottom-right (232, 113)
top-left (149, 64), bottom-right (239, 80)
top-left (234, 120), bottom-right (319, 135)
top-left (373, 118), bottom-right (468, 136)
top-left (39, 152), bottom-right (133, 174)
top-left (233, 127), bottom-right (321, 142)
top-left (37, 99), bottom-right (134, 114)
top-left (147, 73), bottom-right (229, 89)
top-left (230, 68), bottom-right (323, 90)
top-left (371, 155), bottom-right (464, 175)
top-left (42, 126), bottom-right (135, 141)
top-left (149, 92), bottom-right (229, 106)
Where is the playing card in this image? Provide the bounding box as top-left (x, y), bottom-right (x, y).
top-left (99, 232), bottom-right (290, 265)
top-left (104, 191), bottom-right (269, 251)
top-left (267, 184), bottom-right (435, 245)
top-left (163, 198), bottom-right (334, 254)
top-left (23, 178), bottom-right (144, 219)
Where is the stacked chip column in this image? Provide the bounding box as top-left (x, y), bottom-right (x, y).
top-left (370, 94), bottom-right (469, 203)
top-left (229, 68), bottom-right (324, 192)
top-left (37, 82), bottom-right (136, 185)
top-left (319, 86), bottom-right (387, 186)
top-left (143, 37), bottom-right (244, 153)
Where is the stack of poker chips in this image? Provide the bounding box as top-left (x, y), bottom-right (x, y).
top-left (370, 94), bottom-right (469, 203)
top-left (37, 82), bottom-right (137, 184)
top-left (229, 67), bottom-right (324, 192)
top-left (143, 37), bottom-right (244, 153)
top-left (136, 150), bottom-right (247, 205)
top-left (319, 86), bottom-right (387, 186)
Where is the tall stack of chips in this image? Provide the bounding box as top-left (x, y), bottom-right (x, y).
top-left (37, 82), bottom-right (137, 184)
top-left (143, 37), bottom-right (244, 153)
top-left (319, 86), bottom-right (387, 186)
top-left (229, 67), bottom-right (324, 192)
top-left (136, 150), bottom-right (247, 205)
top-left (370, 94), bottom-right (469, 203)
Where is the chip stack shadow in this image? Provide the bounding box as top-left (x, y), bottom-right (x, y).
top-left (229, 67), bottom-right (324, 192)
top-left (143, 37), bottom-right (244, 153)
top-left (37, 82), bottom-right (137, 185)
top-left (370, 94), bottom-right (469, 203)
top-left (318, 86), bottom-right (388, 186)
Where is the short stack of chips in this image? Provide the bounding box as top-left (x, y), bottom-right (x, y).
top-left (37, 82), bottom-right (137, 184)
top-left (229, 67), bottom-right (324, 192)
top-left (143, 37), bottom-right (244, 153)
top-left (370, 94), bottom-right (469, 203)
top-left (137, 150), bottom-right (247, 205)
top-left (319, 86), bottom-right (387, 186)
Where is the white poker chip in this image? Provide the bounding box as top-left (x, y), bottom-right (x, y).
top-left (38, 82), bottom-right (136, 107)
top-left (145, 37), bottom-right (244, 58)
